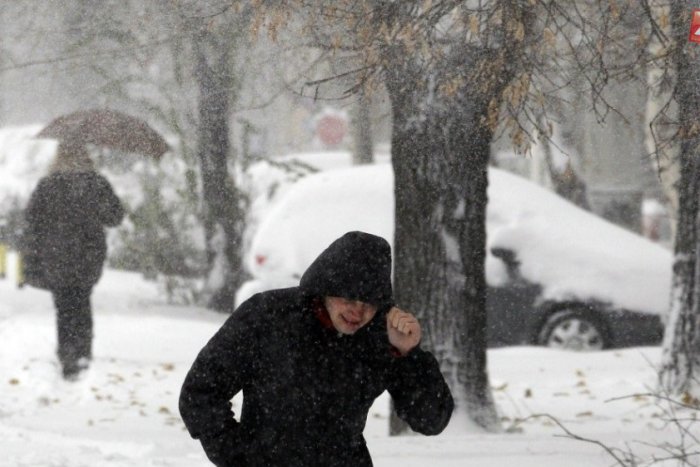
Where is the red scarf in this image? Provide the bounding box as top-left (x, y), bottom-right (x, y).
top-left (311, 297), bottom-right (403, 357)
top-left (311, 297), bottom-right (334, 330)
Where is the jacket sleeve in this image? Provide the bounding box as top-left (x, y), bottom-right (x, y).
top-left (94, 175), bottom-right (125, 227)
top-left (179, 297), bottom-right (263, 466)
top-left (20, 183), bottom-right (46, 283)
top-left (22, 180), bottom-right (51, 258)
top-left (386, 347), bottom-right (454, 435)
top-left (22, 183), bottom-right (42, 251)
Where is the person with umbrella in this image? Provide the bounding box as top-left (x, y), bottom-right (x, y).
top-left (23, 139), bottom-right (125, 380)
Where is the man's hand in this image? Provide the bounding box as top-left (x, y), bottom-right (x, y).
top-left (386, 307), bottom-right (421, 356)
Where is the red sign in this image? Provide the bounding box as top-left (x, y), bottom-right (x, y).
top-left (316, 114), bottom-right (347, 147)
top-left (689, 9), bottom-right (700, 43)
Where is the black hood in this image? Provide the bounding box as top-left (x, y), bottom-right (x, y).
top-left (299, 231), bottom-right (394, 309)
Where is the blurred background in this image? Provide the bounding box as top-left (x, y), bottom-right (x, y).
top-left (0, 1), bottom-right (675, 310)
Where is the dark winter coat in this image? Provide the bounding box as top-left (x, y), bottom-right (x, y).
top-left (179, 231), bottom-right (454, 467)
top-left (23, 171), bottom-right (124, 290)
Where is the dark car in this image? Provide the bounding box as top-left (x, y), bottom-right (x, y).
top-left (238, 164), bottom-right (670, 351)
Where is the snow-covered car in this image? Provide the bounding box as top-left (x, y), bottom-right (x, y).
top-left (238, 163), bottom-right (670, 351)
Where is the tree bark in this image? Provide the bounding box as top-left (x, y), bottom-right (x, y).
top-left (352, 89), bottom-right (374, 165)
top-left (193, 30), bottom-right (245, 312)
top-left (658, 1), bottom-right (700, 399)
top-left (384, 55), bottom-right (501, 432)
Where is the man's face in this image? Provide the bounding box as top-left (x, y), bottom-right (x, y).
top-left (324, 296), bottom-right (378, 335)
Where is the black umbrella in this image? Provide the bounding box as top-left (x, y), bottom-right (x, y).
top-left (36, 108), bottom-right (169, 159)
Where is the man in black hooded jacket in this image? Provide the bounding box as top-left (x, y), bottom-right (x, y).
top-left (179, 231), bottom-right (454, 466)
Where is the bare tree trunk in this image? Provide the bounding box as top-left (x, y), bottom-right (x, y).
top-left (352, 89), bottom-right (374, 165)
top-left (659, 1), bottom-right (700, 398)
top-left (193, 28), bottom-right (245, 312)
top-left (385, 57), bottom-right (501, 433)
top-left (374, 1), bottom-right (535, 434)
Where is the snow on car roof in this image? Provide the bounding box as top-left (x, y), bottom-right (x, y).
top-left (488, 168), bottom-right (671, 315)
top-left (249, 163), bottom-right (671, 316)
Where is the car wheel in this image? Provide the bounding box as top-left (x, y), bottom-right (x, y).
top-left (537, 308), bottom-right (607, 351)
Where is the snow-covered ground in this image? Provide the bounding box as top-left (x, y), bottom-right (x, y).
top-left (0, 253), bottom-right (695, 466)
